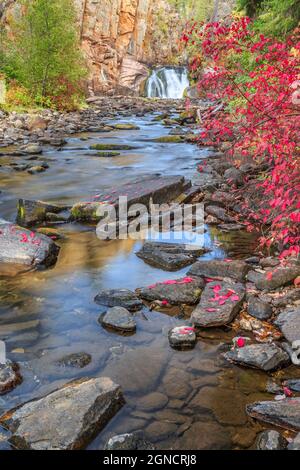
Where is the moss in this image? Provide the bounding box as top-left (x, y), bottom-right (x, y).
top-left (96, 152), bottom-right (121, 158)
top-left (153, 135), bottom-right (185, 143)
top-left (112, 123), bottom-right (140, 130)
top-left (90, 144), bottom-right (136, 151)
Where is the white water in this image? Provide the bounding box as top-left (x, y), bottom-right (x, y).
top-left (146, 67), bottom-right (189, 99)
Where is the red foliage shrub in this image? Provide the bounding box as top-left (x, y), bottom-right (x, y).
top-left (182, 17), bottom-right (300, 257)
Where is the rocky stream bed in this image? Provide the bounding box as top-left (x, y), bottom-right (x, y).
top-left (0, 97), bottom-right (300, 450)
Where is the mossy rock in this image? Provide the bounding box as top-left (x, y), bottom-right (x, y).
top-left (153, 135), bottom-right (185, 143)
top-left (90, 144), bottom-right (136, 151)
top-left (162, 119), bottom-right (179, 126)
top-left (70, 202), bottom-right (102, 223)
top-left (152, 113), bottom-right (170, 122)
top-left (112, 123), bottom-right (140, 130)
top-left (37, 227), bottom-right (65, 240)
top-left (95, 151), bottom-right (121, 157)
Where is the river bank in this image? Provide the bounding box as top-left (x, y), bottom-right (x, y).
top-left (0, 97), bottom-right (300, 450)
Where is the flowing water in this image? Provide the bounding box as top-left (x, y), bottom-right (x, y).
top-left (0, 111), bottom-right (285, 450)
top-left (146, 67), bottom-right (189, 99)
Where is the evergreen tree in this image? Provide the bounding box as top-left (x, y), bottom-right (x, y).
top-left (3, 0), bottom-right (86, 103)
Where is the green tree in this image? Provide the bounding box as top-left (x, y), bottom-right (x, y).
top-left (3, 0), bottom-right (86, 104)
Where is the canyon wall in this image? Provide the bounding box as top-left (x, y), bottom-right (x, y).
top-left (76, 0), bottom-right (183, 95)
top-left (1, 0), bottom-right (183, 95)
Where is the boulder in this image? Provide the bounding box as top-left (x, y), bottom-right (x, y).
top-left (17, 199), bottom-right (69, 227)
top-left (0, 219), bottom-right (60, 269)
top-left (0, 361), bottom-right (22, 395)
top-left (248, 295), bottom-right (273, 320)
top-left (283, 379), bottom-right (300, 392)
top-left (205, 205), bottom-right (235, 223)
top-left (136, 241), bottom-right (205, 271)
top-left (275, 307), bottom-right (300, 344)
top-left (0, 377), bottom-right (124, 450)
top-left (223, 344), bottom-right (290, 372)
top-left (94, 289), bottom-right (143, 312)
top-left (256, 430), bottom-right (288, 450)
top-left (247, 397), bottom-right (300, 432)
top-left (20, 143), bottom-right (43, 154)
top-left (105, 433), bottom-right (156, 450)
top-left (247, 265), bottom-right (300, 291)
top-left (288, 433), bottom-right (300, 450)
top-left (224, 168), bottom-right (244, 186)
top-left (191, 280), bottom-right (245, 327)
top-left (99, 307), bottom-right (136, 333)
top-left (71, 175), bottom-right (190, 223)
top-left (168, 326), bottom-right (197, 350)
top-left (273, 289), bottom-right (300, 307)
top-left (187, 259), bottom-right (250, 282)
top-left (138, 277), bottom-right (204, 305)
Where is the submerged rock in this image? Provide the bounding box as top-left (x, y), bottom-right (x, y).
top-left (138, 277), bottom-right (204, 305)
top-left (105, 433), bottom-right (156, 450)
top-left (247, 397), bottom-right (300, 432)
top-left (191, 280), bottom-right (245, 327)
top-left (95, 151), bottom-right (121, 157)
top-left (71, 175), bottom-right (189, 223)
top-left (224, 344), bottom-right (290, 372)
top-left (136, 241), bottom-right (205, 271)
top-left (99, 307), bottom-right (136, 333)
top-left (0, 219), bottom-right (60, 269)
top-left (0, 377), bottom-right (124, 450)
top-left (168, 326), bottom-right (196, 350)
top-left (57, 352), bottom-right (92, 369)
top-left (17, 199), bottom-right (68, 227)
top-left (187, 259), bottom-right (250, 282)
top-left (256, 430), bottom-right (288, 450)
top-left (0, 361), bottom-right (22, 395)
top-left (94, 289), bottom-right (143, 312)
top-left (247, 264), bottom-right (300, 291)
top-left (275, 307), bottom-right (300, 344)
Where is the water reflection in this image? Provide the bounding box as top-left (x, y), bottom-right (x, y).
top-left (0, 114), bottom-right (270, 450)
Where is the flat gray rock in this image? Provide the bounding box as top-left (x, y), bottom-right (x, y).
top-left (0, 360), bottom-right (22, 395)
top-left (99, 307), bottom-right (136, 333)
top-left (247, 264), bottom-right (300, 291)
top-left (187, 259), bottom-right (250, 282)
top-left (0, 377), bottom-right (124, 450)
top-left (275, 307), bottom-right (300, 344)
top-left (224, 344), bottom-right (290, 372)
top-left (168, 326), bottom-right (197, 350)
top-left (138, 277), bottom-right (204, 305)
top-left (247, 397), bottom-right (300, 432)
top-left (191, 280), bottom-right (245, 327)
top-left (136, 241), bottom-right (205, 271)
top-left (256, 430), bottom-right (288, 450)
top-left (71, 175), bottom-right (190, 222)
top-left (0, 219), bottom-right (60, 269)
top-left (94, 288), bottom-right (143, 312)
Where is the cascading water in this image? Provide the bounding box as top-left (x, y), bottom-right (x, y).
top-left (146, 67), bottom-right (189, 99)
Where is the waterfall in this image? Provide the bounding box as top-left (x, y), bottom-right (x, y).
top-left (146, 67), bottom-right (189, 99)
